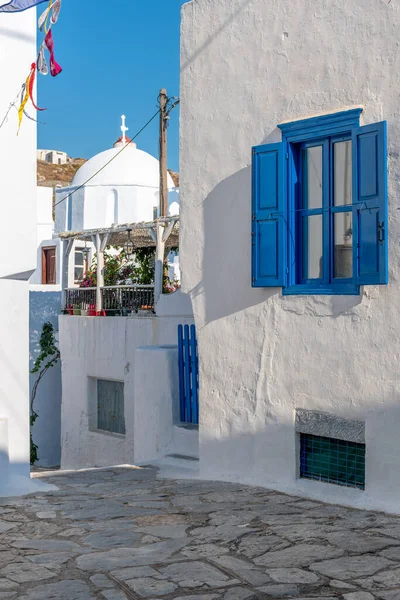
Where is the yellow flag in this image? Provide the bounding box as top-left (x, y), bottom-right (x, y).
top-left (17, 72), bottom-right (31, 135)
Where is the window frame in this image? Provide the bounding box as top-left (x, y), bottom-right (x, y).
top-left (74, 247), bottom-right (89, 284)
top-left (279, 108), bottom-right (363, 296)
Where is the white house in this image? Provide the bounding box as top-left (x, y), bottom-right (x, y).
top-left (55, 120), bottom-right (180, 283)
top-left (0, 7), bottom-right (54, 495)
top-left (37, 148), bottom-right (70, 164)
top-left (180, 0), bottom-right (400, 514)
top-left (55, 125), bottom-right (179, 234)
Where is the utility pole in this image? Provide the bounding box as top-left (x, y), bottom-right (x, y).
top-left (159, 88), bottom-right (168, 217)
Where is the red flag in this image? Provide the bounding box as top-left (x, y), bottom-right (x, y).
top-left (44, 29), bottom-right (62, 77)
top-left (28, 63), bottom-right (46, 111)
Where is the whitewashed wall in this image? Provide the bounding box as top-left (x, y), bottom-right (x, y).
top-left (0, 10), bottom-right (55, 495)
top-left (180, 0), bottom-right (400, 513)
top-left (59, 315), bottom-right (194, 470)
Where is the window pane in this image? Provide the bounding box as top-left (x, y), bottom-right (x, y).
top-left (303, 215), bottom-right (323, 279)
top-left (75, 250), bottom-right (84, 266)
top-left (74, 267), bottom-right (84, 282)
top-left (334, 141), bottom-right (352, 206)
top-left (304, 146), bottom-right (323, 209)
top-left (334, 212), bottom-right (353, 278)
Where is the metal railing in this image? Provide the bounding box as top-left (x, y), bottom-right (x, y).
top-left (102, 285), bottom-right (154, 315)
top-left (65, 287), bottom-right (96, 312)
top-left (64, 285), bottom-right (155, 315)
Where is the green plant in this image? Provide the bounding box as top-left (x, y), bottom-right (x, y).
top-left (80, 247), bottom-right (156, 288)
top-left (163, 249), bottom-right (180, 294)
top-left (30, 322), bottom-right (60, 465)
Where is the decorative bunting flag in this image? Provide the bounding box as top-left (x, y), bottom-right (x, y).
top-left (0, 0), bottom-right (47, 13)
top-left (44, 29), bottom-right (62, 77)
top-left (20, 84), bottom-right (40, 122)
top-left (4, 0), bottom-right (63, 134)
top-left (38, 0), bottom-right (60, 32)
top-left (28, 63), bottom-right (46, 111)
top-left (17, 72), bottom-right (30, 133)
top-left (37, 42), bottom-right (48, 75)
top-left (50, 0), bottom-right (60, 25)
top-left (38, 1), bottom-right (51, 30)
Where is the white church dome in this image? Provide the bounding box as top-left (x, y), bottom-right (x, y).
top-left (72, 144), bottom-right (175, 190)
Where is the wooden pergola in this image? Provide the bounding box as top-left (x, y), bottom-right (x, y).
top-left (58, 217), bottom-right (179, 313)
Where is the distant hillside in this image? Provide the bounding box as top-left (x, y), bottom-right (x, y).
top-left (37, 159), bottom-right (87, 188)
top-left (168, 170), bottom-right (179, 187)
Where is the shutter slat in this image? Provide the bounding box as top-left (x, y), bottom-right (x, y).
top-left (352, 122), bottom-right (388, 285)
top-left (252, 142), bottom-right (286, 287)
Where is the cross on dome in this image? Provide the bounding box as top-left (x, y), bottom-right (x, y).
top-left (121, 115), bottom-right (129, 145)
top-left (113, 116), bottom-right (134, 149)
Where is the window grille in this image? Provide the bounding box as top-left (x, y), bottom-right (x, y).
top-left (300, 433), bottom-right (365, 490)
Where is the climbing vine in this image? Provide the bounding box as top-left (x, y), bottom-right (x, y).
top-left (30, 322), bottom-right (60, 465)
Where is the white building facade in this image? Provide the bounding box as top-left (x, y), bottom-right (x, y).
top-left (180, 0), bottom-right (400, 513)
top-left (0, 9), bottom-right (54, 494)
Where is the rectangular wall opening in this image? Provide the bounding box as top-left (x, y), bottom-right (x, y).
top-left (97, 379), bottom-right (125, 435)
top-left (300, 433), bottom-right (365, 490)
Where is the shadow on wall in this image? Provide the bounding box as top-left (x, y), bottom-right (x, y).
top-left (29, 291), bottom-right (62, 467)
top-left (195, 164), bottom-right (278, 325)
top-left (196, 130), bottom-right (363, 326)
top-left (197, 398), bottom-right (400, 515)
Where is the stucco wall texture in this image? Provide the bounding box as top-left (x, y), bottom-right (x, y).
top-left (59, 315), bottom-right (194, 470)
top-left (180, 0), bottom-right (400, 513)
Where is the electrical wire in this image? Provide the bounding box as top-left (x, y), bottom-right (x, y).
top-left (54, 95), bottom-right (180, 210)
top-left (54, 107), bottom-right (162, 209)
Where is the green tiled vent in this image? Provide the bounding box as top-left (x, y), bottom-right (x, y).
top-left (300, 433), bottom-right (365, 490)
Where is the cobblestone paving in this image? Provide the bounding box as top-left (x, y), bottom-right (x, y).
top-left (0, 467), bottom-right (400, 599)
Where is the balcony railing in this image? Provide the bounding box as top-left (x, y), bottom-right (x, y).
top-left (65, 285), bottom-right (155, 316)
top-left (65, 287), bottom-right (96, 312)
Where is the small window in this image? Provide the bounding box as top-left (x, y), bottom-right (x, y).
top-left (97, 380), bottom-right (125, 435)
top-left (74, 248), bottom-right (88, 283)
top-left (252, 109), bottom-right (388, 294)
top-left (300, 433), bottom-right (365, 490)
top-left (42, 247), bottom-right (56, 285)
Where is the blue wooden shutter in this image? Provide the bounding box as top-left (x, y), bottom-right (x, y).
top-left (352, 121), bottom-right (388, 285)
top-left (252, 143), bottom-right (286, 287)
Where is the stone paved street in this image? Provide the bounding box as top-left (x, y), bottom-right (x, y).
top-left (0, 468), bottom-right (400, 599)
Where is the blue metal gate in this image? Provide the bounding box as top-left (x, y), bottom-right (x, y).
top-left (178, 324), bottom-right (199, 424)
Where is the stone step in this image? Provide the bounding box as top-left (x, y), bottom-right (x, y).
top-left (162, 453), bottom-right (200, 471)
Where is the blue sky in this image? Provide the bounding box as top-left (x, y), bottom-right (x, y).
top-left (37, 0), bottom-right (187, 171)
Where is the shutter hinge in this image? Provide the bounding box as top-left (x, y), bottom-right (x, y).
top-left (251, 232), bottom-right (255, 237)
top-left (252, 277), bottom-right (255, 284)
top-left (378, 221), bottom-right (384, 245)
top-left (286, 267), bottom-right (289, 274)
top-left (285, 152), bottom-right (289, 160)
top-left (252, 213), bottom-right (255, 221)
